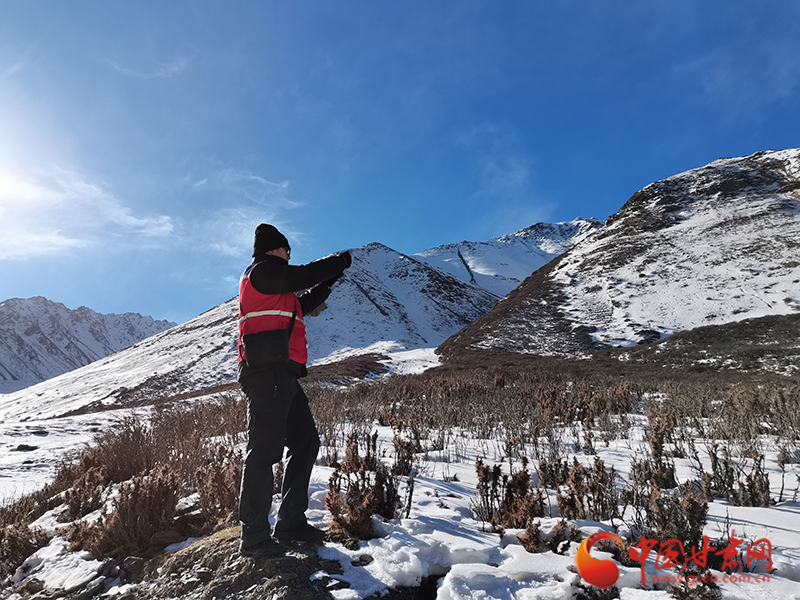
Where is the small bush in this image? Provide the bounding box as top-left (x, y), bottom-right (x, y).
top-left (668, 564), bottom-right (722, 600)
top-left (630, 457), bottom-right (678, 491)
top-left (194, 445), bottom-right (242, 524)
top-left (347, 432), bottom-right (381, 472)
top-left (548, 519), bottom-right (582, 554)
top-left (472, 457), bottom-right (546, 532)
top-left (537, 457), bottom-right (571, 490)
top-left (518, 518), bottom-right (582, 554)
top-left (70, 467), bottom-right (180, 558)
top-left (62, 466), bottom-right (108, 522)
top-left (0, 524), bottom-right (50, 580)
top-left (324, 464), bottom-right (400, 540)
top-left (517, 519), bottom-right (543, 552)
top-left (557, 458), bottom-right (619, 522)
top-left (646, 487), bottom-right (708, 548)
top-left (324, 434), bottom-right (400, 540)
top-left (392, 435), bottom-right (417, 477)
top-left (735, 457), bottom-right (770, 507)
top-left (472, 458), bottom-right (503, 529)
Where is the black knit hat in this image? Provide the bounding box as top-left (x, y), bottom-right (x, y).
top-left (253, 224), bottom-right (290, 257)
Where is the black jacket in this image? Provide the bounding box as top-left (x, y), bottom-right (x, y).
top-left (238, 253), bottom-right (349, 379)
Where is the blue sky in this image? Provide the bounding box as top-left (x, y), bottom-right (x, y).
top-left (1, 2), bottom-right (799, 323)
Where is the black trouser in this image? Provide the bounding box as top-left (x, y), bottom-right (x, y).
top-left (238, 367), bottom-right (321, 547)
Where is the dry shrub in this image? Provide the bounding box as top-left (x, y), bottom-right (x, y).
top-left (668, 563), bottom-right (722, 600)
top-left (735, 457), bottom-right (771, 507)
top-left (194, 444), bottom-right (242, 524)
top-left (649, 487), bottom-right (708, 547)
top-left (549, 519), bottom-right (582, 554)
top-left (150, 394), bottom-right (246, 479)
top-left (343, 432), bottom-right (380, 473)
top-left (498, 458), bottom-right (545, 529)
top-left (693, 444), bottom-right (767, 506)
top-left (392, 436), bottom-right (416, 477)
top-left (518, 518), bottom-right (582, 554)
top-left (472, 458), bottom-right (546, 532)
top-left (517, 519), bottom-right (543, 552)
top-left (707, 444), bottom-right (735, 501)
top-left (325, 434), bottom-right (400, 540)
top-left (324, 465), bottom-right (400, 540)
top-left (325, 470), bottom-right (375, 540)
top-left (0, 524), bottom-right (50, 580)
top-left (62, 466), bottom-right (109, 522)
top-left (557, 458), bottom-right (619, 521)
top-left (538, 457), bottom-right (571, 490)
top-left (82, 416), bottom-right (159, 484)
top-left (472, 458), bottom-right (503, 529)
top-left (70, 467), bottom-right (180, 558)
top-left (630, 457), bottom-right (678, 491)
top-left (646, 406), bottom-right (677, 463)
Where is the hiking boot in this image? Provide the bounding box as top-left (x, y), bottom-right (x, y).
top-left (273, 523), bottom-right (326, 543)
top-left (239, 537), bottom-right (284, 559)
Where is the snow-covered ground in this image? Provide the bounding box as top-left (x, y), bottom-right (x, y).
top-left (8, 401), bottom-right (800, 599)
top-left (312, 424), bottom-right (800, 599)
top-left (0, 349), bottom-right (438, 500)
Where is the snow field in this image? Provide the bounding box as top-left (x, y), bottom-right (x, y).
top-left (5, 375), bottom-right (800, 599)
top-left (301, 417), bottom-right (800, 598)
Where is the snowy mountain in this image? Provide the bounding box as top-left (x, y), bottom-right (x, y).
top-left (441, 149), bottom-right (800, 358)
top-left (0, 297), bottom-right (175, 395)
top-left (0, 224), bottom-right (596, 421)
top-left (414, 218), bottom-right (601, 297)
top-left (305, 242), bottom-right (499, 363)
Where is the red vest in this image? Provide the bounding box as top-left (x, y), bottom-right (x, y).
top-left (238, 263), bottom-right (307, 365)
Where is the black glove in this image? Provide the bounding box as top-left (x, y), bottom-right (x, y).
top-left (324, 273), bottom-right (343, 288)
top-left (339, 251), bottom-right (352, 269)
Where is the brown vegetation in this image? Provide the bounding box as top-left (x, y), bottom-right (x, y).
top-left (1, 346), bottom-right (797, 596)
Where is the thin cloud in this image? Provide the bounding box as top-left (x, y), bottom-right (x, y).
top-left (461, 125), bottom-right (537, 199)
top-left (0, 167), bottom-right (173, 261)
top-left (47, 167), bottom-right (174, 237)
top-left (478, 153), bottom-right (534, 198)
top-left (182, 167), bottom-right (305, 259)
top-left (104, 49), bottom-right (198, 80)
top-left (1, 62), bottom-right (24, 79)
top-left (675, 39), bottom-right (800, 114)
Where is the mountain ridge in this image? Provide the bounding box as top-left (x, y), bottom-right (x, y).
top-left (439, 149), bottom-right (800, 359)
top-left (0, 297), bottom-right (176, 395)
top-left (0, 220), bottom-right (597, 420)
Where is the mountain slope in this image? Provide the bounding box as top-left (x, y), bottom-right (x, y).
top-left (0, 297), bottom-right (175, 394)
top-left (440, 149), bottom-right (800, 358)
top-left (0, 242), bottom-right (503, 420)
top-left (0, 220), bottom-right (606, 420)
top-left (306, 242), bottom-right (500, 363)
top-left (414, 218), bottom-right (601, 297)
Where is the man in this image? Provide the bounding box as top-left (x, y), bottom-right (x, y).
top-left (237, 223), bottom-right (351, 558)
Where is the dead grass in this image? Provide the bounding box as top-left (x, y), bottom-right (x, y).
top-left (68, 466), bottom-right (181, 559)
top-left (0, 523), bottom-right (50, 580)
top-left (3, 344), bottom-right (797, 588)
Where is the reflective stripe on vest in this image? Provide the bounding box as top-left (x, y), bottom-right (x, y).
top-left (238, 310), bottom-right (305, 325)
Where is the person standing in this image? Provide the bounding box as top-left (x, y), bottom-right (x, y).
top-left (237, 223), bottom-right (351, 558)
